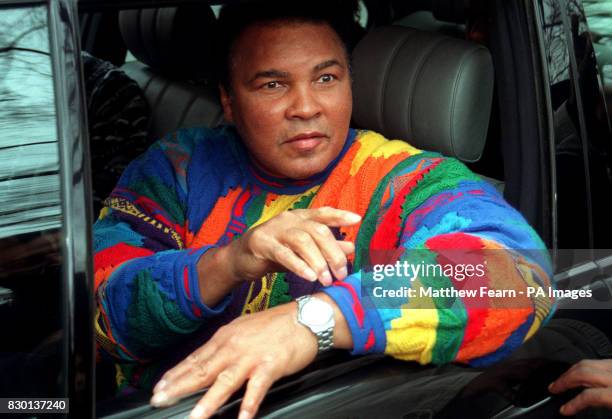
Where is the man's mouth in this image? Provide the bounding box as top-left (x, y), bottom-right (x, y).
top-left (285, 132), bottom-right (327, 152)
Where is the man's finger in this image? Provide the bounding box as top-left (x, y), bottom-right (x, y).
top-left (151, 340), bottom-right (223, 405)
top-left (156, 338), bottom-right (220, 387)
top-left (294, 207), bottom-right (361, 226)
top-left (571, 359), bottom-right (612, 374)
top-left (301, 220), bottom-right (349, 281)
top-left (337, 239), bottom-right (355, 256)
top-left (151, 355), bottom-right (227, 408)
top-left (550, 364), bottom-right (612, 394)
top-left (560, 388), bottom-right (612, 416)
top-left (238, 367), bottom-right (277, 419)
top-left (187, 364), bottom-right (251, 419)
top-left (283, 229), bottom-right (331, 285)
top-left (270, 244), bottom-right (318, 281)
top-left (152, 359), bottom-right (220, 407)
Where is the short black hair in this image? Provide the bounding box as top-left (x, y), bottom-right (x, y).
top-left (216, 0), bottom-right (362, 90)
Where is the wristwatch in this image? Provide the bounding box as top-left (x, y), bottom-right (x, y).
top-left (296, 295), bottom-right (335, 353)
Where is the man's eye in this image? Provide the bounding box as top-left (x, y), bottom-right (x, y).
top-left (318, 74), bottom-right (336, 83)
top-left (263, 81), bottom-right (281, 89)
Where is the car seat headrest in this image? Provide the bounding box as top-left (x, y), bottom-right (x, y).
top-left (119, 5), bottom-right (216, 80)
top-left (351, 25), bottom-right (494, 162)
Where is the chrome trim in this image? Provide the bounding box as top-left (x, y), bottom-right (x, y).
top-left (530, 0), bottom-right (559, 252)
top-left (48, 0), bottom-right (95, 416)
top-left (559, 0), bottom-right (594, 250)
top-left (491, 397), bottom-right (553, 419)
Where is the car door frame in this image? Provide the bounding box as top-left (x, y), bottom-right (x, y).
top-left (48, 0), bottom-right (95, 416)
top-left (531, 0), bottom-right (612, 293)
top-left (0, 0), bottom-right (94, 415)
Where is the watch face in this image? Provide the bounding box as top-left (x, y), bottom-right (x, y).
top-left (300, 298), bottom-right (334, 326)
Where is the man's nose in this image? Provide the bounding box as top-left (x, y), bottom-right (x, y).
top-left (286, 85), bottom-right (322, 120)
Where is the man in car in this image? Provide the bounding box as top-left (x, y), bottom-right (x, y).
top-left (93, 2), bottom-right (553, 418)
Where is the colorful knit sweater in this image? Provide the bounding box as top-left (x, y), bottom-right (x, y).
top-left (94, 126), bottom-right (554, 389)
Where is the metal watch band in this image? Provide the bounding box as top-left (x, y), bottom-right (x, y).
top-left (316, 328), bottom-right (334, 353)
top-left (296, 295), bottom-right (334, 353)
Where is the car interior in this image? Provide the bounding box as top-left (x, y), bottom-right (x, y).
top-left (72, 0), bottom-right (612, 417)
top-left (82, 0), bottom-right (612, 258)
top-left (84, 0), bottom-right (504, 206)
top-left (85, 0), bottom-right (566, 266)
top-left (4, 0), bottom-right (612, 417)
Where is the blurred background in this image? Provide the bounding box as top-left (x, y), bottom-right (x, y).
top-left (585, 0), bottom-right (612, 89)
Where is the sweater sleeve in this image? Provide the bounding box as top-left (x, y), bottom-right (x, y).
top-left (322, 155), bottom-right (554, 367)
top-left (94, 131), bottom-right (232, 363)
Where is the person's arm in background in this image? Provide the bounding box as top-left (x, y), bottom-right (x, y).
top-left (94, 129), bottom-right (235, 363)
top-left (322, 153), bottom-right (555, 366)
top-left (549, 359), bottom-right (612, 415)
top-left (81, 51), bottom-right (151, 215)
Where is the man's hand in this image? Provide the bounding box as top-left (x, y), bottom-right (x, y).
top-left (149, 302), bottom-right (318, 419)
top-left (549, 359), bottom-right (612, 415)
top-left (196, 207), bottom-right (360, 307)
top-left (228, 206), bottom-right (360, 286)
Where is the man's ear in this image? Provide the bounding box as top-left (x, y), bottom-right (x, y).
top-left (219, 84), bottom-right (234, 123)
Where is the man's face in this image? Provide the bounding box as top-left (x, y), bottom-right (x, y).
top-left (220, 21), bottom-right (353, 180)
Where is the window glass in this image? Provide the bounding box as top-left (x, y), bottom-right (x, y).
top-left (539, 0), bottom-right (612, 269)
top-left (584, 0), bottom-right (612, 126)
top-left (566, 0), bottom-right (612, 249)
top-left (540, 0), bottom-right (591, 253)
top-left (0, 5), bottom-right (60, 238)
top-left (357, 0), bottom-right (368, 28)
top-left (0, 4), bottom-right (64, 398)
top-left (124, 49), bottom-right (137, 63)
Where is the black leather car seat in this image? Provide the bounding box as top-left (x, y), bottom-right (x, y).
top-left (118, 5), bottom-right (224, 140)
top-left (394, 0), bottom-right (466, 39)
top-left (116, 5), bottom-right (500, 193)
top-left (393, 0), bottom-right (467, 38)
top-left (350, 25), bottom-right (502, 191)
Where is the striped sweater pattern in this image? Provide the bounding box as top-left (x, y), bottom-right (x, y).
top-left (94, 126), bottom-right (553, 388)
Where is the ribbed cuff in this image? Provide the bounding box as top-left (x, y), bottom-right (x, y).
top-left (322, 272), bottom-right (386, 355)
top-left (175, 245), bottom-right (233, 320)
